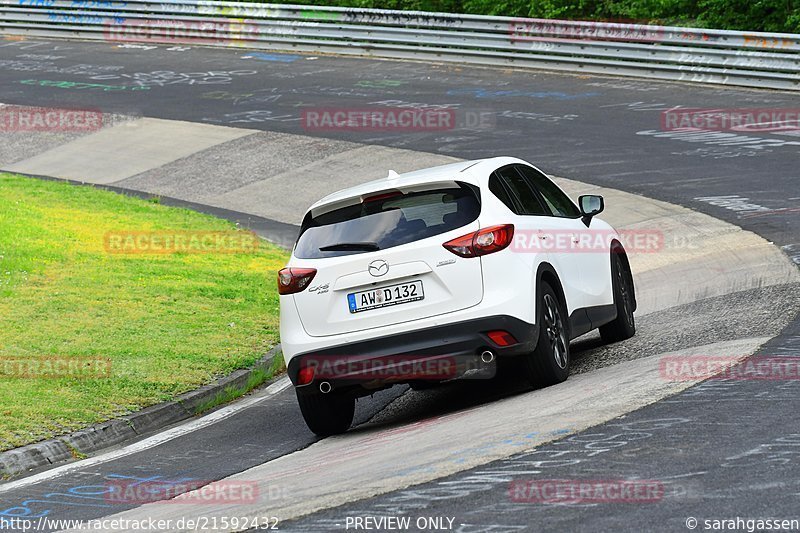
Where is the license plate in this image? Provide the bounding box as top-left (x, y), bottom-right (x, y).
top-left (348, 280), bottom-right (424, 313)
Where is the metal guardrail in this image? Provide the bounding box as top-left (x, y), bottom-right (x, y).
top-left (1, 0), bottom-right (799, 90)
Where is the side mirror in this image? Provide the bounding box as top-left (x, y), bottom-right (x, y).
top-left (578, 194), bottom-right (604, 218)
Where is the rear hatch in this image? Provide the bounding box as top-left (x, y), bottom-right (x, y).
top-left (292, 181), bottom-right (483, 337)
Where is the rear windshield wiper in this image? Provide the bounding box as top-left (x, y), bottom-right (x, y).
top-left (319, 241), bottom-right (381, 252)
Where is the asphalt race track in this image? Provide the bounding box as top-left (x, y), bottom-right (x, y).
top-left (0, 38), bottom-right (799, 532)
top-left (1, 40), bottom-right (798, 251)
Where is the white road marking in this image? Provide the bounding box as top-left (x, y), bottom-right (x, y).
top-left (0, 377), bottom-right (292, 493)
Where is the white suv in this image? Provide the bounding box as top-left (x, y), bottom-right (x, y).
top-left (279, 157), bottom-right (636, 435)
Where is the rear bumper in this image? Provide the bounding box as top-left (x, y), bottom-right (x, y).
top-left (287, 315), bottom-right (537, 391)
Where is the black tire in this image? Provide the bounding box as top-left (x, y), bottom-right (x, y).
top-left (522, 281), bottom-right (570, 387)
top-left (599, 254), bottom-right (636, 343)
top-left (409, 381), bottom-right (439, 391)
top-left (296, 389), bottom-right (355, 437)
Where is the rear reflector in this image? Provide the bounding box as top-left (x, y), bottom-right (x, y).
top-left (297, 365), bottom-right (316, 385)
top-left (443, 224), bottom-right (514, 258)
top-left (277, 267), bottom-right (317, 295)
top-left (487, 330), bottom-right (518, 347)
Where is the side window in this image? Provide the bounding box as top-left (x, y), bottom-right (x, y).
top-left (489, 174), bottom-right (517, 213)
top-left (492, 166), bottom-right (549, 216)
top-left (516, 165), bottom-right (581, 218)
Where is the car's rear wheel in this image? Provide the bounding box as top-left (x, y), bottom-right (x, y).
top-left (599, 254), bottom-right (636, 343)
top-left (522, 281), bottom-right (570, 387)
top-left (296, 389), bottom-right (355, 436)
top-left (409, 381), bottom-right (439, 391)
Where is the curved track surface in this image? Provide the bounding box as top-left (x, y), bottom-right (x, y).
top-left (0, 38), bottom-right (799, 532)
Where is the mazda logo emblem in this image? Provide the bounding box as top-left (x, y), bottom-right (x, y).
top-left (368, 260), bottom-right (389, 277)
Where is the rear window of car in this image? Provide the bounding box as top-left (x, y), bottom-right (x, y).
top-left (294, 183), bottom-right (480, 259)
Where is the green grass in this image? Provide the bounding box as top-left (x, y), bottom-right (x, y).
top-left (0, 174), bottom-right (290, 451)
top-left (192, 355), bottom-right (285, 416)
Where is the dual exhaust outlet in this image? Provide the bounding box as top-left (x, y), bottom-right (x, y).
top-left (318, 350), bottom-right (496, 393)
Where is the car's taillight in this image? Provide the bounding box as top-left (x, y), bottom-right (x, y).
top-left (443, 224), bottom-right (514, 258)
top-left (277, 267), bottom-right (317, 295)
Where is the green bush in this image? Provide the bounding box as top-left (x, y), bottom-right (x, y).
top-left (462, 0), bottom-right (529, 17)
top-left (697, 0), bottom-right (800, 33)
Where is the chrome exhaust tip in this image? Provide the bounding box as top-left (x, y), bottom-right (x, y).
top-left (319, 381), bottom-right (332, 394)
top-left (480, 350), bottom-right (495, 364)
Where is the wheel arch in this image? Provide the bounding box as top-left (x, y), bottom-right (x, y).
top-left (535, 262), bottom-right (571, 337)
top-left (610, 239), bottom-right (637, 312)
